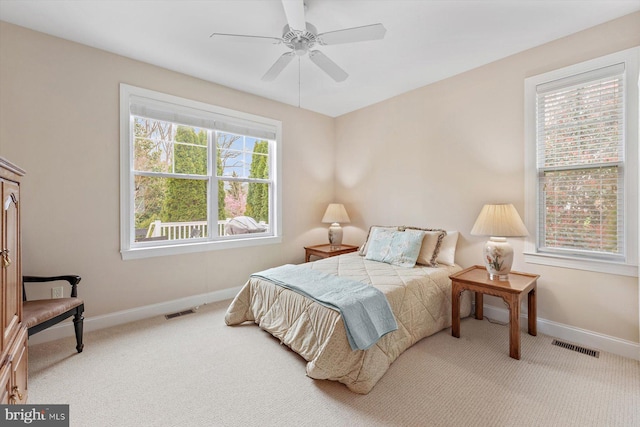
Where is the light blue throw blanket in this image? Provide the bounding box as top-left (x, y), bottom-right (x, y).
top-left (251, 264), bottom-right (398, 351)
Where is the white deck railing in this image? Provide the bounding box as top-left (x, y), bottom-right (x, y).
top-left (146, 220), bottom-right (221, 240)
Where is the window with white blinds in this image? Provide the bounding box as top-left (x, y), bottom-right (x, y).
top-left (524, 48), bottom-right (639, 276)
top-left (536, 64), bottom-right (624, 260)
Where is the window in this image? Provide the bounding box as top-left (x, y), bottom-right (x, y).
top-left (524, 48), bottom-right (638, 276)
top-left (120, 84), bottom-right (282, 260)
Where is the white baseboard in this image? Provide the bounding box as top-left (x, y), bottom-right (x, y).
top-left (27, 286), bottom-right (242, 346)
top-left (478, 303), bottom-right (640, 361)
top-left (30, 291), bottom-right (640, 362)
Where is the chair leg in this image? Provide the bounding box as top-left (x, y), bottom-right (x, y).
top-left (73, 308), bottom-right (84, 353)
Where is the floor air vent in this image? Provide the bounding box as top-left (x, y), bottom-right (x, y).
top-left (552, 339), bottom-right (600, 358)
top-left (165, 309), bottom-right (196, 320)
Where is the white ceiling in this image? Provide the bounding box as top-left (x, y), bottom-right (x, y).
top-left (1, 0), bottom-right (639, 117)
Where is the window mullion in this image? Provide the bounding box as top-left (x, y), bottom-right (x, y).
top-left (208, 129), bottom-right (217, 239)
top-left (538, 161), bottom-right (623, 173)
top-left (134, 170), bottom-right (209, 180)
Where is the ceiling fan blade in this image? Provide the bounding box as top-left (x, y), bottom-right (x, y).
top-left (262, 52), bottom-right (295, 82)
top-left (308, 50), bottom-right (348, 82)
top-left (318, 23), bottom-right (386, 45)
top-left (210, 33), bottom-right (282, 45)
top-left (281, 0), bottom-right (306, 32)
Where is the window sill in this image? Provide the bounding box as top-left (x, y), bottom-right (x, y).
top-left (524, 252), bottom-right (638, 277)
top-left (121, 235), bottom-right (283, 260)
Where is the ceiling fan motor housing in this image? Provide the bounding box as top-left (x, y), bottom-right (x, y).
top-left (283, 23), bottom-right (317, 55)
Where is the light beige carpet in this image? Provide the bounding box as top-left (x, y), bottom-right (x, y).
top-left (28, 300), bottom-right (639, 427)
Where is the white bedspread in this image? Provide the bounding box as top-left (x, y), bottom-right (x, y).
top-left (225, 252), bottom-right (472, 394)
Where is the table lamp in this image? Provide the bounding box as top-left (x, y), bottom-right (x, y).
top-left (470, 204), bottom-right (528, 281)
top-left (322, 203), bottom-right (350, 248)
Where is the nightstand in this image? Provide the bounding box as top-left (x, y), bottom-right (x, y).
top-left (449, 265), bottom-right (539, 360)
top-left (304, 244), bottom-right (359, 262)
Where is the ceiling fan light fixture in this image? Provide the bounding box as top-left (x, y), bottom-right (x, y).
top-left (292, 41), bottom-right (308, 56)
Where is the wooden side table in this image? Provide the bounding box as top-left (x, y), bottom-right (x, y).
top-left (304, 244), bottom-right (359, 262)
top-left (449, 265), bottom-right (539, 360)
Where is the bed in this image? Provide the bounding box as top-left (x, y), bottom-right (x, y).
top-left (225, 226), bottom-right (472, 394)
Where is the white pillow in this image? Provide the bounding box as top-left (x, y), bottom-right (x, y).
top-left (436, 231), bottom-right (459, 266)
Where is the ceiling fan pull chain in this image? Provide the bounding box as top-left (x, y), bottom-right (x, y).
top-left (298, 56), bottom-right (301, 108)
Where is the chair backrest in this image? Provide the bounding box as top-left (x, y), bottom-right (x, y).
top-left (23, 275), bottom-right (82, 301)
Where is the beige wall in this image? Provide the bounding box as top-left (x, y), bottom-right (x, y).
top-left (335, 12), bottom-right (640, 344)
top-left (0, 22), bottom-right (334, 316)
top-left (1, 12), bottom-right (639, 347)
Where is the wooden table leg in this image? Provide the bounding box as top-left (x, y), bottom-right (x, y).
top-left (508, 294), bottom-right (521, 360)
top-left (528, 286), bottom-right (537, 336)
top-left (475, 292), bottom-right (483, 320)
top-left (452, 282), bottom-right (461, 338)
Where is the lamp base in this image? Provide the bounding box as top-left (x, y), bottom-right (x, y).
top-left (328, 223), bottom-right (343, 249)
top-left (482, 237), bottom-right (514, 281)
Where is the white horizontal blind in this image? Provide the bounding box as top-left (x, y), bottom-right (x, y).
top-left (130, 96), bottom-right (217, 130)
top-left (215, 119), bottom-right (276, 141)
top-left (536, 63), bottom-right (625, 259)
top-left (129, 95), bottom-right (276, 140)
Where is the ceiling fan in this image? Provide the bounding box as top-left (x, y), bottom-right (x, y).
top-left (210, 0), bottom-right (386, 82)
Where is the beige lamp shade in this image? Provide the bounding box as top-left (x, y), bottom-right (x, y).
top-left (470, 204), bottom-right (528, 237)
top-left (322, 204), bottom-right (351, 224)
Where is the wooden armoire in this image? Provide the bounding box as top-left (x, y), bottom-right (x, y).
top-left (0, 157), bottom-right (28, 404)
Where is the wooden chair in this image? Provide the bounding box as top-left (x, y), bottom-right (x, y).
top-left (22, 275), bottom-right (85, 353)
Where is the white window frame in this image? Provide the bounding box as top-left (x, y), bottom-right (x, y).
top-left (524, 47), bottom-right (639, 277)
top-left (119, 84), bottom-right (282, 260)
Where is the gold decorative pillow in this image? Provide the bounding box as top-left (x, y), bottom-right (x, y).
top-left (436, 231), bottom-right (459, 266)
top-left (414, 229), bottom-right (447, 267)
